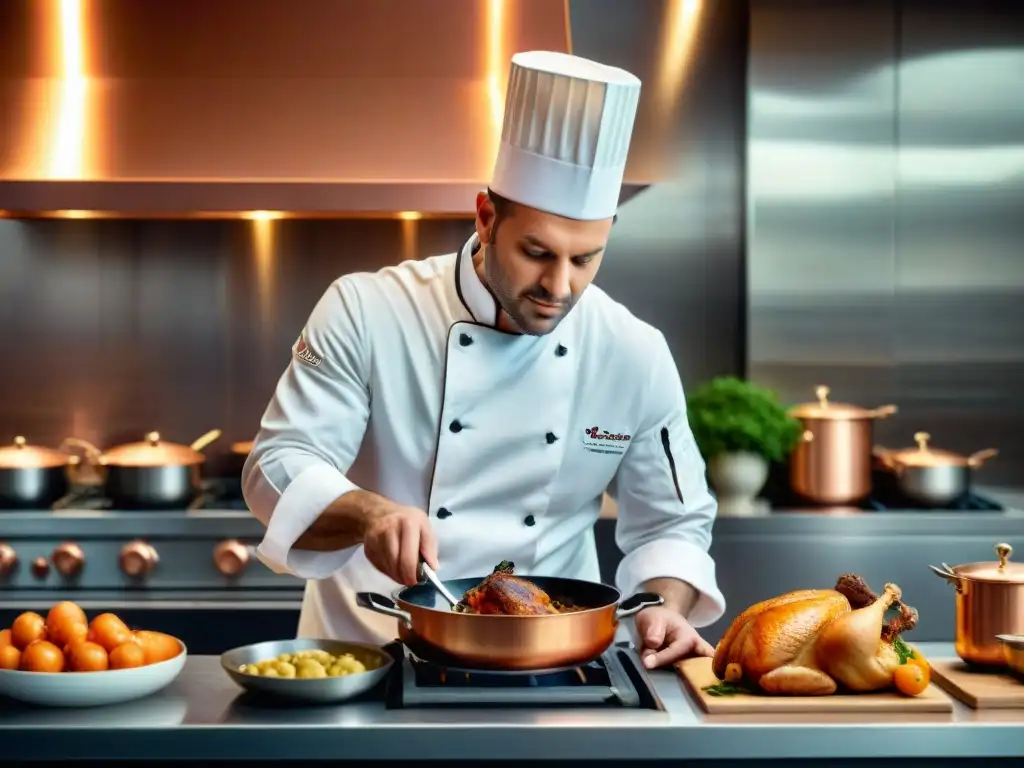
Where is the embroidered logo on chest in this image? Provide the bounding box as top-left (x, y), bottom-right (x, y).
top-left (582, 425), bottom-right (632, 455)
top-left (295, 333), bottom-right (323, 368)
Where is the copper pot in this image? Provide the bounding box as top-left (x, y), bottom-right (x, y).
top-left (0, 437), bottom-right (80, 508)
top-left (928, 543), bottom-right (1024, 667)
top-left (64, 429), bottom-right (221, 508)
top-left (356, 576), bottom-right (663, 671)
top-left (787, 385), bottom-right (897, 505)
top-left (875, 432), bottom-right (998, 507)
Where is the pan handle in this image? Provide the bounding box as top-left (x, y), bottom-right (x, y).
top-left (615, 592), bottom-right (664, 620)
top-left (355, 592), bottom-right (413, 628)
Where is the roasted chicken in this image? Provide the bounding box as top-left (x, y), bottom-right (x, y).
top-left (712, 574), bottom-right (919, 695)
top-left (456, 561), bottom-right (559, 615)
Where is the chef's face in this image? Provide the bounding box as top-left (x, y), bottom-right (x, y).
top-left (474, 191), bottom-right (613, 336)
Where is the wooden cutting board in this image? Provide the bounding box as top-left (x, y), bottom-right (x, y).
top-left (676, 656), bottom-right (953, 714)
top-left (929, 659), bottom-right (1024, 709)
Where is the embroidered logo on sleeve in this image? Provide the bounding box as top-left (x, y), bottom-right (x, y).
top-left (582, 425), bottom-right (632, 455)
top-left (294, 332), bottom-right (324, 368)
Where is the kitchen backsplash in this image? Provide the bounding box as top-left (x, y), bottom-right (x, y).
top-left (0, 217), bottom-right (473, 462)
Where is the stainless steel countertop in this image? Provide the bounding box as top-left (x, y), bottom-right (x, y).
top-left (1, 642), bottom-right (1022, 761)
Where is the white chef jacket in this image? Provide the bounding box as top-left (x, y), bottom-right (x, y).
top-left (242, 233), bottom-right (726, 644)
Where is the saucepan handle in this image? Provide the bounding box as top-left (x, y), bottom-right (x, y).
top-left (927, 564), bottom-right (963, 594)
top-left (355, 592), bottom-right (414, 628)
top-left (615, 592), bottom-right (664, 620)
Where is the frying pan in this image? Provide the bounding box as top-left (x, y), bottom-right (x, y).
top-left (356, 574), bottom-right (662, 671)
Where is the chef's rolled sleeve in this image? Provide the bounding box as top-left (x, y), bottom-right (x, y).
top-left (242, 277), bottom-right (372, 581)
top-left (611, 333), bottom-right (726, 628)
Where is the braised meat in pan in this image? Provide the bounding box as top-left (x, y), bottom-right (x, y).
top-left (456, 561), bottom-right (560, 615)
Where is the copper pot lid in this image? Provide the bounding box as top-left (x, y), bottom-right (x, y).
top-left (788, 385), bottom-right (899, 421)
top-left (101, 429), bottom-right (221, 468)
top-left (953, 543), bottom-right (1024, 584)
top-left (884, 432), bottom-right (998, 469)
top-left (0, 436), bottom-right (77, 469)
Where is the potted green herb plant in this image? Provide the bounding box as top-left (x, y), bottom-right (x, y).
top-left (686, 376), bottom-right (802, 516)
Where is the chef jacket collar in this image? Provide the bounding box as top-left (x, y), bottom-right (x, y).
top-left (456, 233), bottom-right (501, 326)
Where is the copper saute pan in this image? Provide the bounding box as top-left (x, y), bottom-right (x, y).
top-left (357, 576), bottom-right (663, 671)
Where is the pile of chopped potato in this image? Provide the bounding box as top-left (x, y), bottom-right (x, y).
top-left (238, 648), bottom-right (373, 679)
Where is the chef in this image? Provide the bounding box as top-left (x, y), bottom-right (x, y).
top-left (243, 51), bottom-right (726, 669)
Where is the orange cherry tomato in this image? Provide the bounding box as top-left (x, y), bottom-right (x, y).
top-left (907, 653), bottom-right (930, 672)
top-left (88, 613), bottom-right (134, 653)
top-left (0, 644), bottom-right (20, 670)
top-left (19, 640), bottom-right (65, 673)
top-left (133, 630), bottom-right (181, 665)
top-left (0, 628), bottom-right (12, 648)
top-left (109, 641), bottom-right (146, 670)
top-left (66, 640), bottom-right (110, 672)
top-left (10, 612), bottom-right (46, 651)
top-left (894, 660), bottom-right (930, 697)
top-left (46, 601), bottom-right (89, 647)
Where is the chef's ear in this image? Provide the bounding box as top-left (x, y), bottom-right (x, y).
top-left (475, 190), bottom-right (498, 245)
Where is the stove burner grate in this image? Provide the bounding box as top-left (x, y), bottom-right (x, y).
top-left (382, 640), bottom-right (661, 710)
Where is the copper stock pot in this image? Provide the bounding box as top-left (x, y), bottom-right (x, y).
top-left (929, 543), bottom-right (1024, 667)
top-left (788, 385), bottom-right (897, 505)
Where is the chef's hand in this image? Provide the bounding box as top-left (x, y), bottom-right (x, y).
top-left (634, 606), bottom-right (715, 669)
top-left (362, 504), bottom-right (439, 586)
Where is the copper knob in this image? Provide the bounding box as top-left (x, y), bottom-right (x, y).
top-left (31, 556), bottom-right (50, 579)
top-left (119, 540), bottom-right (159, 578)
top-left (0, 543), bottom-right (17, 577)
top-left (51, 542), bottom-right (85, 578)
top-left (213, 539), bottom-right (250, 577)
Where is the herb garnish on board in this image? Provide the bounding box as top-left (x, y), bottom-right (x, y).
top-left (702, 681), bottom-right (755, 697)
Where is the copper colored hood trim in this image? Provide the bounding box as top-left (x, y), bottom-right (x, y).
top-left (0, 0), bottom-right (688, 216)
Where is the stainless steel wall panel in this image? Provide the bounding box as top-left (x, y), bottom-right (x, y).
top-left (747, 0), bottom-right (900, 425)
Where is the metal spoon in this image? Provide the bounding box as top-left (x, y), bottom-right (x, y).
top-left (418, 559), bottom-right (461, 610)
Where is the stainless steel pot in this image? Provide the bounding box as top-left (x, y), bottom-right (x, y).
top-left (787, 385), bottom-right (897, 505)
top-left (0, 436), bottom-right (80, 508)
top-left (874, 432), bottom-right (997, 507)
top-left (69, 429), bottom-right (221, 508)
top-left (928, 543), bottom-right (1024, 667)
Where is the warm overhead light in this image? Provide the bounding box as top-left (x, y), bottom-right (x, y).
top-left (397, 211), bottom-right (423, 221)
top-left (245, 210), bottom-right (281, 221)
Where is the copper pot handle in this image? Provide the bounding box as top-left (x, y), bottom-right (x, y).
top-left (872, 446), bottom-right (899, 471)
top-left (189, 429), bottom-right (222, 453)
top-left (357, 592), bottom-right (413, 628)
top-left (967, 448), bottom-right (998, 468)
top-left (868, 405), bottom-right (898, 419)
top-left (928, 564), bottom-right (963, 594)
top-left (59, 437), bottom-right (103, 463)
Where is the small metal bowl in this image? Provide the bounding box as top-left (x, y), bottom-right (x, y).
top-left (220, 638), bottom-right (394, 704)
top-left (996, 634), bottom-right (1024, 678)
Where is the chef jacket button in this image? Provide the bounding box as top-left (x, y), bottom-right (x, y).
top-left (459, 333), bottom-right (473, 347)
top-left (545, 432), bottom-right (558, 444)
top-left (449, 419), bottom-right (463, 433)
top-left (555, 344), bottom-right (568, 357)
top-left (437, 507), bottom-right (452, 519)
top-left (524, 515), bottom-right (536, 527)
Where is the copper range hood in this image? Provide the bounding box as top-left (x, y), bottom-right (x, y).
top-left (0, 0), bottom-right (692, 217)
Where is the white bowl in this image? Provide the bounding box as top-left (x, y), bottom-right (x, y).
top-left (0, 640), bottom-right (187, 708)
top-left (221, 638), bottom-right (393, 704)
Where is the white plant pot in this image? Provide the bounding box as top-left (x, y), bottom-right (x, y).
top-left (708, 452), bottom-right (770, 517)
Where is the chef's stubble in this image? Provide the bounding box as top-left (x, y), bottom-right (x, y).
top-left (483, 236), bottom-right (573, 336)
